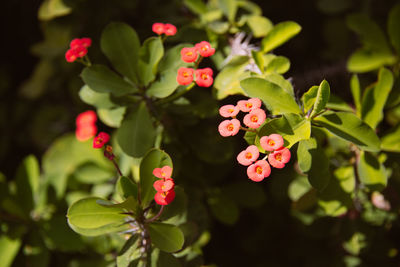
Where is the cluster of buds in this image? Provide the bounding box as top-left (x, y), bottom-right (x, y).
top-left (177, 41), bottom-right (215, 87)
top-left (218, 98), bottom-right (291, 182)
top-left (65, 37), bottom-right (92, 63)
top-left (75, 110), bottom-right (97, 141)
top-left (152, 166), bottom-right (175, 205)
top-left (152, 23), bottom-right (177, 36)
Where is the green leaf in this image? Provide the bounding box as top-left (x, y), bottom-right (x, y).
top-left (302, 85), bottom-right (318, 113)
top-left (381, 123), bottom-right (400, 152)
top-left (15, 155), bottom-right (40, 214)
top-left (117, 176), bottom-right (138, 200)
top-left (0, 235), bottom-right (21, 267)
top-left (208, 192), bottom-right (239, 225)
top-left (67, 197), bottom-right (130, 236)
top-left (334, 166), bottom-right (355, 193)
top-left (79, 85), bottom-right (116, 109)
top-left (152, 249), bottom-right (182, 267)
top-left (357, 151), bottom-right (387, 190)
top-left (361, 67), bottom-right (394, 128)
top-left (251, 51), bottom-right (264, 73)
top-left (347, 13), bottom-right (391, 52)
top-left (388, 4), bottom-right (400, 54)
top-left (309, 80), bottom-right (330, 119)
top-left (73, 162), bottom-right (113, 184)
top-left (288, 175), bottom-right (312, 202)
top-left (117, 102), bottom-right (156, 157)
top-left (101, 22), bottom-right (140, 84)
top-left (350, 74), bottom-right (361, 117)
top-left (247, 15), bottom-right (273, 37)
top-left (38, 0), bottom-right (71, 21)
top-left (139, 149), bottom-right (172, 208)
top-left (147, 69), bottom-right (179, 98)
top-left (97, 107), bottom-right (126, 128)
top-left (138, 37), bottom-right (164, 86)
top-left (308, 147), bottom-right (331, 191)
top-left (158, 44), bottom-right (190, 73)
top-left (183, 0), bottom-right (208, 15)
top-left (214, 56), bottom-right (249, 99)
top-left (97, 196), bottom-right (138, 213)
top-left (218, 0), bottom-right (237, 22)
top-left (148, 223), bottom-right (184, 253)
top-left (81, 65), bottom-right (137, 97)
top-left (347, 48), bottom-right (396, 73)
top-left (265, 56), bottom-right (290, 74)
top-left (297, 138), bottom-right (317, 173)
top-left (261, 21), bottom-right (301, 53)
top-left (240, 77), bottom-right (301, 114)
top-left (326, 95), bottom-right (354, 112)
top-left (313, 111), bottom-right (381, 152)
top-left (264, 73), bottom-right (294, 97)
top-left (257, 113), bottom-right (311, 150)
top-left (237, 0), bottom-right (262, 15)
top-left (117, 235), bottom-right (140, 267)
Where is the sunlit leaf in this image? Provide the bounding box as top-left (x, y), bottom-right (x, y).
top-left (261, 21), bottom-right (301, 53)
top-left (148, 223), bottom-right (184, 253)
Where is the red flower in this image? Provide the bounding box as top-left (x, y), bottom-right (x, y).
top-left (152, 23), bottom-right (165, 35)
top-left (153, 166), bottom-right (173, 179)
top-left (81, 38), bottom-right (92, 48)
top-left (66, 37), bottom-right (91, 63)
top-left (93, 132), bottom-right (110, 148)
top-left (76, 110), bottom-right (97, 127)
top-left (195, 68), bottom-right (213, 87)
top-left (180, 47), bottom-right (198, 63)
top-left (164, 23), bottom-right (177, 36)
top-left (153, 178), bottom-right (175, 192)
top-left (70, 38), bottom-right (83, 49)
top-left (75, 124), bottom-right (97, 142)
top-left (154, 189), bottom-right (176, 205)
top-left (65, 49), bottom-right (78, 63)
top-left (195, 41), bottom-right (215, 57)
top-left (177, 67), bottom-right (194, 85)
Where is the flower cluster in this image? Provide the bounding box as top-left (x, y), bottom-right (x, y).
top-left (75, 110), bottom-right (97, 141)
top-left (177, 41), bottom-right (215, 87)
top-left (152, 166), bottom-right (176, 205)
top-left (152, 23), bottom-right (177, 36)
top-left (93, 132), bottom-right (110, 149)
top-left (218, 98), bottom-right (291, 182)
top-left (65, 38), bottom-right (92, 63)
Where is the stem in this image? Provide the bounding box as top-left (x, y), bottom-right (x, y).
top-left (351, 145), bottom-right (362, 212)
top-left (240, 126), bottom-right (257, 132)
top-left (112, 159), bottom-right (123, 177)
top-left (145, 205), bottom-right (164, 223)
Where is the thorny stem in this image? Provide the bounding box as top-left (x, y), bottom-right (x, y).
top-left (145, 205), bottom-right (164, 223)
top-left (351, 145), bottom-right (362, 212)
top-left (240, 126), bottom-right (257, 132)
top-left (112, 159), bottom-right (123, 177)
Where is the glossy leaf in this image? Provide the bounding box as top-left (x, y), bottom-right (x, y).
top-left (79, 85), bottom-right (115, 109)
top-left (101, 22), bottom-right (140, 84)
top-left (81, 65), bottom-right (137, 97)
top-left (326, 95), bottom-right (353, 112)
top-left (381, 123), bottom-right (400, 152)
top-left (139, 149), bottom-right (172, 207)
top-left (240, 77), bottom-right (301, 114)
top-left (257, 113), bottom-right (311, 150)
top-left (264, 73), bottom-right (294, 96)
top-left (152, 249), bottom-right (182, 267)
top-left (67, 197), bottom-right (130, 236)
top-left (388, 4), bottom-right (400, 54)
top-left (347, 48), bottom-right (396, 73)
top-left (357, 151), bottom-right (387, 190)
top-left (0, 235), bottom-right (21, 267)
top-left (183, 0), bottom-right (208, 15)
top-left (218, 0), bottom-right (237, 22)
top-left (247, 15), bottom-right (273, 37)
top-left (308, 147), bottom-right (330, 191)
top-left (350, 74), bottom-right (361, 117)
top-left (97, 107), bottom-right (126, 128)
top-left (158, 44), bottom-right (190, 73)
top-left (117, 102), bottom-right (156, 157)
top-left (117, 235), bottom-right (140, 267)
top-left (297, 138), bottom-right (317, 173)
top-left (148, 223), bottom-right (184, 253)
top-left (265, 56), bottom-right (290, 74)
top-left (146, 69), bottom-right (179, 98)
top-left (261, 21), bottom-right (301, 53)
top-left (313, 111), bottom-right (380, 152)
top-left (138, 37), bottom-right (164, 86)
top-left (74, 162), bottom-right (113, 184)
top-left (309, 80), bottom-right (330, 119)
top-left (302, 85), bottom-right (318, 113)
top-left (251, 50), bottom-right (264, 73)
top-left (361, 67), bottom-right (394, 128)
top-left (117, 176), bottom-right (138, 200)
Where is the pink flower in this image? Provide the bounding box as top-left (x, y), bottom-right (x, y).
top-left (65, 49), bottom-right (78, 63)
top-left (237, 145), bottom-right (259, 166)
top-left (76, 110), bottom-right (97, 127)
top-left (153, 178), bottom-right (175, 192)
top-left (155, 189), bottom-right (176, 205)
top-left (153, 166), bottom-right (173, 179)
top-left (237, 98), bottom-right (262, 112)
top-left (93, 132), bottom-right (110, 149)
top-left (177, 67), bottom-right (194, 85)
top-left (247, 160), bottom-right (271, 182)
top-left (243, 108), bottom-right (266, 129)
top-left (152, 23), bottom-right (165, 35)
top-left (164, 23), bottom-right (177, 36)
top-left (218, 119), bottom-right (240, 137)
top-left (181, 47), bottom-right (198, 63)
top-left (260, 134), bottom-right (284, 152)
top-left (268, 148), bottom-right (291, 168)
top-left (195, 41), bottom-right (215, 57)
top-left (195, 68), bottom-right (213, 87)
top-left (219, 105), bottom-right (239, 118)
top-left (75, 124), bottom-right (97, 142)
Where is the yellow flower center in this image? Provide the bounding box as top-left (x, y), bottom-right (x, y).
top-left (256, 166), bottom-right (263, 174)
top-left (245, 152), bottom-right (252, 159)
